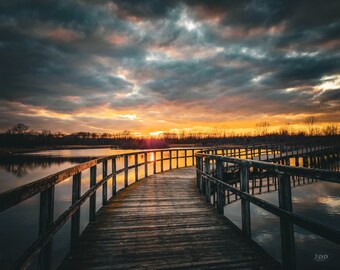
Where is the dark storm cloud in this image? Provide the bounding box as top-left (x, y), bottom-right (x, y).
top-left (144, 59), bottom-right (254, 100)
top-left (0, 0), bottom-right (339, 131)
top-left (0, 0), bottom-right (143, 112)
top-left (318, 89), bottom-right (340, 103)
top-left (113, 0), bottom-right (339, 30)
top-left (259, 53), bottom-right (340, 88)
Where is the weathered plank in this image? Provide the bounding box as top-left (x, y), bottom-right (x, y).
top-left (59, 167), bottom-right (280, 270)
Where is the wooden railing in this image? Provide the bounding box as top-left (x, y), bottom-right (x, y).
top-left (195, 145), bottom-right (340, 270)
top-left (1, 144), bottom-right (338, 269)
top-left (0, 148), bottom-right (203, 270)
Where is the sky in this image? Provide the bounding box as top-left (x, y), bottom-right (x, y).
top-left (0, 0), bottom-right (339, 136)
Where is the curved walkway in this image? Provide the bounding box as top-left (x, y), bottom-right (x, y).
top-left (59, 167), bottom-right (280, 269)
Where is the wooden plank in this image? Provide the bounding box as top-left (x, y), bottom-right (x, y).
top-left (59, 167), bottom-right (280, 270)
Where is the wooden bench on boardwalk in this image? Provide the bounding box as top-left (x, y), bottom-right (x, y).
top-left (59, 167), bottom-right (280, 269)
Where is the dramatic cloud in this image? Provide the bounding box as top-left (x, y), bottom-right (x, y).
top-left (0, 0), bottom-right (339, 134)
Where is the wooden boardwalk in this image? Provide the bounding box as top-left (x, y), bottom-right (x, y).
top-left (59, 167), bottom-right (281, 270)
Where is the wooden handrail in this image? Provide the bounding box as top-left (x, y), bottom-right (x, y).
top-left (1, 147), bottom-right (206, 270)
top-left (1, 144), bottom-right (338, 269)
top-left (195, 144), bottom-right (340, 270)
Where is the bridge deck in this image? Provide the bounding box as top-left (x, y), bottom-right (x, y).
top-left (59, 167), bottom-right (281, 270)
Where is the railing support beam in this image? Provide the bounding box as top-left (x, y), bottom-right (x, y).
top-left (135, 154), bottom-right (139, 181)
top-left (38, 185), bottom-right (54, 270)
top-left (102, 160), bottom-right (108, 205)
top-left (144, 153), bottom-right (148, 177)
top-left (112, 157), bottom-right (116, 196)
top-left (71, 172), bottom-right (81, 250)
top-left (278, 173), bottom-right (296, 270)
top-left (124, 155), bottom-right (129, 187)
top-left (216, 160), bottom-right (225, 214)
top-left (89, 165), bottom-right (96, 222)
top-left (240, 165), bottom-right (251, 237)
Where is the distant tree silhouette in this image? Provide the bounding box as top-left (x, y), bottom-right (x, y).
top-left (7, 123), bottom-right (30, 134)
top-left (305, 116), bottom-right (318, 136)
top-left (323, 124), bottom-right (338, 136)
top-left (0, 122), bottom-right (339, 150)
top-left (255, 122), bottom-right (270, 136)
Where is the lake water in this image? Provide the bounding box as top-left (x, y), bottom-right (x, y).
top-left (225, 181), bottom-right (340, 270)
top-left (0, 148), bottom-right (339, 269)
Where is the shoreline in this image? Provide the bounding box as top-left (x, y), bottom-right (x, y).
top-left (0, 143), bottom-right (239, 156)
top-left (0, 145), bottom-right (114, 155)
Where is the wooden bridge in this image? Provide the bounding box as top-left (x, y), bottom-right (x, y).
top-left (0, 145), bottom-right (339, 270)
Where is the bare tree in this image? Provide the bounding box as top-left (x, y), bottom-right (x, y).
top-left (7, 123), bottom-right (30, 134)
top-left (255, 121), bottom-right (270, 136)
top-left (305, 116), bottom-right (318, 136)
top-left (122, 130), bottom-right (131, 140)
top-left (323, 124), bottom-right (338, 136)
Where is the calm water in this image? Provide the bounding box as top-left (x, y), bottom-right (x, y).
top-left (225, 181), bottom-right (340, 270)
top-left (0, 148), bottom-right (339, 269)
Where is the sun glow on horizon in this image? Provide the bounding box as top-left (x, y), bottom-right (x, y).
top-left (149, 131), bottom-right (164, 137)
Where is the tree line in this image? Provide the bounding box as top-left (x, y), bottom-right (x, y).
top-left (1, 120), bottom-right (339, 150)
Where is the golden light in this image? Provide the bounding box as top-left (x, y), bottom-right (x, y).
top-left (149, 131), bottom-right (164, 137)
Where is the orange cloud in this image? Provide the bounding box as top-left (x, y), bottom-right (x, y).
top-left (106, 34), bottom-right (129, 46)
top-left (46, 28), bottom-right (83, 42)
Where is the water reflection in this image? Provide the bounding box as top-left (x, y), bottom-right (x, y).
top-left (0, 155), bottom-right (94, 177)
top-left (224, 181), bottom-right (340, 270)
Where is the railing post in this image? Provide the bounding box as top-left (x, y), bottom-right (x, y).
top-left (192, 149), bottom-right (195, 165)
top-left (112, 157), bottom-right (116, 196)
top-left (102, 160), bottom-right (108, 206)
top-left (124, 155), bottom-right (128, 187)
top-left (216, 159), bottom-right (225, 214)
top-left (184, 150), bottom-right (187, 167)
top-left (38, 185), bottom-right (54, 270)
top-left (90, 165), bottom-right (96, 222)
top-left (240, 164), bottom-right (251, 237)
top-left (278, 173), bottom-right (296, 270)
top-left (196, 156), bottom-right (200, 189)
top-left (169, 150), bottom-right (172, 170)
top-left (160, 151), bottom-right (164, 172)
top-left (205, 157), bottom-right (210, 175)
top-left (205, 158), bottom-right (210, 201)
top-left (153, 151), bottom-right (157, 174)
top-left (176, 150), bottom-right (179, 168)
top-left (144, 153), bottom-right (148, 177)
top-left (71, 172), bottom-right (81, 250)
top-left (135, 154), bottom-right (139, 181)
top-left (198, 157), bottom-right (204, 193)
